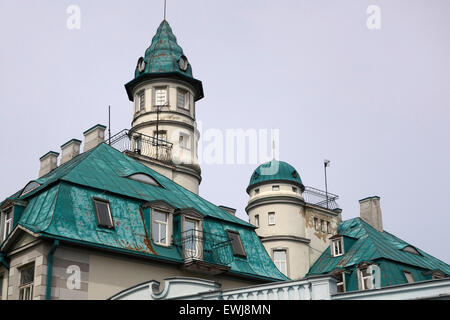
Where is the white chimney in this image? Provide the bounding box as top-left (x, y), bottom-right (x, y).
top-left (39, 151), bottom-right (59, 178)
top-left (83, 124), bottom-right (106, 152)
top-left (359, 196), bottom-right (383, 232)
top-left (219, 205), bottom-right (236, 216)
top-left (60, 139), bottom-right (82, 165)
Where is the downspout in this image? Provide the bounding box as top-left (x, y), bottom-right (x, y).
top-left (45, 240), bottom-right (59, 300)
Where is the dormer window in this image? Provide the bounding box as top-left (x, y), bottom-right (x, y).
top-left (335, 272), bottom-right (346, 293)
top-left (127, 173), bottom-right (161, 187)
top-left (331, 237), bottom-right (344, 257)
top-left (402, 245), bottom-right (420, 255)
top-left (93, 198), bottom-right (114, 229)
top-left (154, 87), bottom-right (168, 106)
top-left (226, 230), bottom-right (246, 258)
top-left (358, 265), bottom-right (375, 290)
top-left (1, 208), bottom-right (13, 241)
top-left (152, 210), bottom-right (168, 246)
top-left (20, 181), bottom-right (41, 197)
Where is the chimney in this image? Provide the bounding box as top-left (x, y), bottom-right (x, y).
top-left (219, 205), bottom-right (236, 216)
top-left (83, 124), bottom-right (106, 152)
top-left (60, 139), bottom-right (82, 165)
top-left (39, 151), bottom-right (59, 178)
top-left (359, 196), bottom-right (383, 232)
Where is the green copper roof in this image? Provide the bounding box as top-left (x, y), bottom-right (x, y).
top-left (1, 143), bottom-right (287, 282)
top-left (247, 160), bottom-right (304, 193)
top-left (307, 218), bottom-right (450, 290)
top-left (125, 20), bottom-right (204, 101)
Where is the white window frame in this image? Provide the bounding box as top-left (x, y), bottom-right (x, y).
top-left (154, 86), bottom-right (168, 106)
top-left (19, 264), bottom-right (35, 300)
top-left (359, 265), bottom-right (374, 290)
top-left (179, 133), bottom-right (191, 150)
top-left (183, 217), bottom-right (201, 259)
top-left (272, 185), bottom-right (280, 191)
top-left (268, 212), bottom-right (275, 226)
top-left (336, 272), bottom-right (346, 293)
top-left (2, 208), bottom-right (13, 242)
top-left (152, 210), bottom-right (169, 246)
top-left (273, 249), bottom-right (288, 276)
top-left (177, 88), bottom-right (190, 110)
top-left (138, 90), bottom-right (145, 111)
top-left (331, 237), bottom-right (344, 257)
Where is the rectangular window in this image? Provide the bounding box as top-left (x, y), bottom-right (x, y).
top-left (255, 214), bottom-right (260, 227)
top-left (273, 250), bottom-right (287, 276)
top-left (155, 87), bottom-right (168, 106)
top-left (153, 130), bottom-right (168, 146)
top-left (404, 271), bottom-right (414, 283)
top-left (321, 219), bottom-right (327, 233)
top-left (327, 221), bottom-right (331, 234)
top-left (139, 91), bottom-right (145, 111)
top-left (179, 133), bottom-right (191, 150)
top-left (226, 230), bottom-right (246, 258)
top-left (93, 199), bottom-right (113, 229)
top-left (3, 208), bottom-right (13, 241)
top-left (272, 185), bottom-right (280, 191)
top-left (183, 218), bottom-right (200, 259)
top-left (152, 210), bottom-right (168, 245)
top-left (19, 264), bottom-right (34, 300)
top-left (331, 238), bottom-right (344, 256)
top-left (336, 272), bottom-right (346, 293)
top-left (359, 266), bottom-right (373, 290)
top-left (177, 89), bottom-right (190, 110)
top-left (268, 212), bottom-right (275, 225)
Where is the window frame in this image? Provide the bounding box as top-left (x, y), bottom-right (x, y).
top-left (19, 263), bottom-right (35, 300)
top-left (331, 237), bottom-right (344, 257)
top-left (177, 88), bottom-right (190, 111)
top-left (152, 209), bottom-right (170, 246)
top-left (138, 90), bottom-right (145, 111)
top-left (268, 212), bottom-right (275, 226)
top-left (226, 230), bottom-right (247, 258)
top-left (314, 217), bottom-right (319, 231)
top-left (179, 132), bottom-right (191, 150)
top-left (254, 214), bottom-right (260, 227)
top-left (321, 219), bottom-right (327, 233)
top-left (358, 265), bottom-right (374, 290)
top-left (272, 249), bottom-right (288, 277)
top-left (335, 272), bottom-right (346, 293)
top-left (154, 86), bottom-right (168, 107)
top-left (126, 173), bottom-right (161, 187)
top-left (93, 198), bottom-right (114, 229)
top-left (2, 207), bottom-right (13, 242)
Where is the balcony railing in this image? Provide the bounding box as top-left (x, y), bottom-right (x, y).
top-left (303, 186), bottom-right (340, 210)
top-left (175, 230), bottom-right (233, 267)
top-left (109, 129), bottom-right (173, 163)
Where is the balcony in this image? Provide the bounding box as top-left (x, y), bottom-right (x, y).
top-left (109, 129), bottom-right (173, 163)
top-left (175, 230), bottom-right (232, 275)
top-left (303, 186), bottom-right (340, 210)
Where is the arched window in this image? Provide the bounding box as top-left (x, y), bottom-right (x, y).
top-left (20, 181), bottom-right (41, 197)
top-left (127, 173), bottom-right (161, 187)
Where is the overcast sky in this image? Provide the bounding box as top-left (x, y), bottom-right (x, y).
top-left (1, 0), bottom-right (449, 264)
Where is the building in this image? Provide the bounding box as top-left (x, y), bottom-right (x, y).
top-left (0, 20), bottom-right (288, 300)
top-left (245, 160), bottom-right (342, 279)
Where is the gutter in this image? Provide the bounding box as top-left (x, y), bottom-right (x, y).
top-left (45, 240), bottom-right (59, 300)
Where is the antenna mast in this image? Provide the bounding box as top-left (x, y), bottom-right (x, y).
top-left (108, 105), bottom-right (111, 145)
top-left (164, 0), bottom-right (167, 20)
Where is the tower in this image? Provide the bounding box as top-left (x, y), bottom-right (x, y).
top-left (246, 160), bottom-right (342, 279)
top-left (124, 20), bottom-right (204, 194)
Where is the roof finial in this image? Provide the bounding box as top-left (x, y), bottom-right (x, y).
top-left (164, 0), bottom-right (167, 20)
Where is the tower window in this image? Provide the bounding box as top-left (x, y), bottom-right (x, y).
top-left (331, 237), bottom-right (344, 257)
top-left (153, 130), bottom-right (168, 146)
top-left (177, 88), bottom-right (190, 110)
top-left (254, 189), bottom-right (260, 195)
top-left (273, 249), bottom-right (287, 276)
top-left (272, 185), bottom-right (280, 191)
top-left (179, 133), bottom-right (191, 150)
top-left (154, 87), bottom-right (168, 106)
top-left (93, 199), bottom-right (114, 229)
top-left (152, 210), bottom-right (168, 246)
top-left (254, 214), bottom-right (260, 227)
top-left (268, 212), bottom-right (275, 225)
top-left (139, 91), bottom-right (145, 111)
top-left (226, 230), bottom-right (246, 258)
top-left (292, 187), bottom-right (298, 193)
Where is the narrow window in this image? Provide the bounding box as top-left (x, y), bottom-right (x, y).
top-left (336, 272), bottom-right (346, 293)
top-left (272, 185), bottom-right (280, 191)
top-left (314, 217), bottom-right (319, 231)
top-left (268, 212), bottom-right (275, 225)
top-left (19, 264), bottom-right (35, 300)
top-left (321, 219), bottom-right (327, 233)
top-left (134, 136), bottom-right (142, 154)
top-left (403, 271), bottom-right (414, 283)
top-left (327, 221), bottom-right (331, 234)
top-left (254, 214), bottom-right (260, 227)
top-left (152, 210), bottom-right (168, 245)
top-left (183, 218), bottom-right (200, 259)
top-left (177, 88), bottom-right (190, 110)
top-left (273, 250), bottom-right (287, 276)
top-left (139, 91), bottom-right (145, 111)
top-left (331, 238), bottom-right (344, 257)
top-left (359, 266), bottom-right (373, 290)
top-left (226, 230), bottom-right (246, 258)
top-left (93, 199), bottom-right (114, 229)
top-left (3, 208), bottom-right (12, 241)
top-left (155, 87), bottom-right (168, 106)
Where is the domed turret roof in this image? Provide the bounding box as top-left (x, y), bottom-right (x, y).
top-left (247, 160), bottom-right (304, 193)
top-left (125, 20), bottom-right (204, 101)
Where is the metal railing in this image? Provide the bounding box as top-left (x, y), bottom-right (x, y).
top-left (303, 186), bottom-right (340, 210)
top-left (176, 230), bottom-right (233, 266)
top-left (109, 129), bottom-right (173, 163)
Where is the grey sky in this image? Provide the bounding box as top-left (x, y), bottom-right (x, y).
top-left (1, 0), bottom-right (449, 264)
